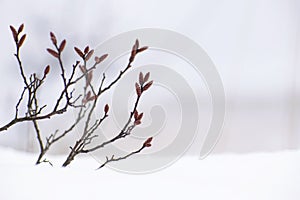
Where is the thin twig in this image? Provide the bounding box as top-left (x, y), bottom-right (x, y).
top-left (97, 146), bottom-right (145, 169)
top-left (97, 136), bottom-right (153, 170)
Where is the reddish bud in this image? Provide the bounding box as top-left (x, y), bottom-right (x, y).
top-left (135, 39), bottom-right (139, 49)
top-left (85, 49), bottom-right (94, 61)
top-left (135, 82), bottom-right (141, 97)
top-left (83, 91), bottom-right (93, 104)
top-left (86, 71), bottom-right (93, 86)
top-left (143, 80), bottom-right (153, 91)
top-left (50, 32), bottom-right (57, 45)
top-left (47, 48), bottom-right (59, 58)
top-left (129, 55), bottom-right (135, 63)
top-left (133, 111), bottom-right (143, 125)
top-left (10, 25), bottom-right (18, 41)
top-left (131, 49), bottom-right (137, 57)
top-left (104, 104), bottom-right (109, 114)
top-left (87, 95), bottom-right (97, 102)
top-left (84, 46), bottom-right (89, 54)
top-left (44, 65), bottom-right (50, 76)
top-left (95, 54), bottom-right (108, 64)
top-left (18, 34), bottom-right (26, 48)
top-left (134, 120), bottom-right (141, 125)
top-left (143, 137), bottom-right (153, 147)
top-left (82, 99), bottom-right (87, 105)
top-left (137, 113), bottom-right (144, 121)
top-left (59, 40), bottom-right (66, 52)
top-left (132, 44), bottom-right (137, 53)
top-left (134, 110), bottom-right (138, 120)
top-left (144, 72), bottom-right (150, 83)
top-left (79, 65), bottom-right (86, 73)
top-left (137, 46), bottom-right (148, 53)
top-left (139, 72), bottom-right (144, 85)
top-left (18, 24), bottom-right (24, 33)
top-left (74, 47), bottom-right (84, 58)
top-left (86, 91), bottom-right (91, 100)
top-left (131, 40), bottom-right (138, 60)
top-left (95, 56), bottom-right (99, 63)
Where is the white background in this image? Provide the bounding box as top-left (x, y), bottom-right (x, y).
top-left (0, 1), bottom-right (299, 200)
top-left (0, 0), bottom-right (299, 154)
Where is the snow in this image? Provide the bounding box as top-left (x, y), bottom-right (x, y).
top-left (0, 147), bottom-right (299, 200)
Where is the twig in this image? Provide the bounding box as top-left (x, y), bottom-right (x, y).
top-left (2, 24), bottom-right (154, 169)
top-left (97, 137), bottom-right (153, 169)
top-left (62, 70), bottom-right (153, 167)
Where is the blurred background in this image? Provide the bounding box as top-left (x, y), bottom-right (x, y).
top-left (0, 0), bottom-right (299, 155)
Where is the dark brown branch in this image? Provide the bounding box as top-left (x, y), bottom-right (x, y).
top-left (61, 110), bottom-right (108, 167)
top-left (1, 28), bottom-right (81, 132)
top-left (15, 87), bottom-right (26, 118)
top-left (97, 146), bottom-right (145, 169)
top-left (52, 107), bottom-right (86, 143)
top-left (2, 26), bottom-right (153, 169)
top-left (0, 60), bottom-right (83, 132)
top-left (15, 45), bottom-right (29, 89)
top-left (33, 120), bottom-right (43, 151)
top-left (35, 106), bottom-right (87, 164)
top-left (82, 94), bottom-right (141, 153)
top-left (100, 63), bottom-right (131, 94)
top-left (97, 137), bottom-right (153, 169)
top-left (0, 108), bottom-right (66, 132)
top-left (62, 66), bottom-right (153, 167)
top-left (83, 72), bottom-right (153, 154)
top-left (61, 45), bottom-right (146, 167)
top-left (100, 43), bottom-right (147, 95)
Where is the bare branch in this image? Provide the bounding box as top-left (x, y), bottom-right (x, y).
top-left (97, 137), bottom-right (153, 169)
top-left (2, 26), bottom-right (154, 169)
top-left (63, 72), bottom-right (153, 168)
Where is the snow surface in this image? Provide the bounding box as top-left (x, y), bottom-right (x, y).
top-left (0, 147), bottom-right (299, 200)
